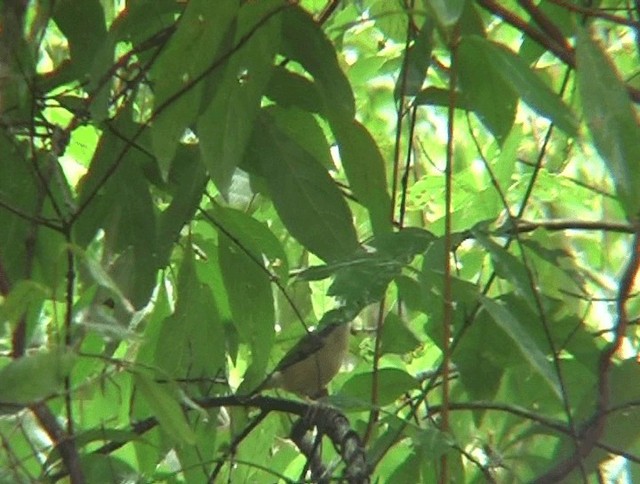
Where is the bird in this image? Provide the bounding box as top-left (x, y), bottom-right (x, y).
top-left (258, 322), bottom-right (350, 399)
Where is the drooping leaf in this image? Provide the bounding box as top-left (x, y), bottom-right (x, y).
top-left (381, 312), bottom-right (422, 355)
top-left (297, 229), bottom-right (434, 310)
top-left (247, 111), bottom-right (359, 262)
top-left (134, 372), bottom-right (197, 444)
top-left (154, 251), bottom-right (225, 379)
top-left (473, 230), bottom-right (535, 309)
top-left (265, 66), bottom-right (323, 114)
top-left (53, 0), bottom-right (107, 74)
top-left (218, 230), bottom-right (275, 389)
top-left (151, 0), bottom-right (239, 178)
top-left (198, 0), bottom-right (282, 195)
top-left (157, 145), bottom-right (208, 265)
top-left (339, 368), bottom-right (420, 407)
top-left (479, 296), bottom-right (562, 400)
top-left (427, 0), bottom-right (465, 27)
top-left (576, 27), bottom-right (640, 220)
top-left (458, 35), bottom-right (517, 143)
top-left (394, 15), bottom-right (434, 99)
top-left (266, 105), bottom-right (334, 171)
top-left (332, 119), bottom-right (393, 236)
top-left (280, 5), bottom-right (355, 124)
top-left (0, 349), bottom-right (75, 407)
top-left (207, 204), bottom-right (289, 281)
top-left (76, 108), bottom-right (159, 309)
top-left (464, 37), bottom-right (578, 137)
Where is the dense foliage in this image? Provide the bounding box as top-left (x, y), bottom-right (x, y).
top-left (1, 0), bottom-right (640, 482)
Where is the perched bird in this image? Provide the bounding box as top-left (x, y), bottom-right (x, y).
top-left (260, 322), bottom-right (350, 399)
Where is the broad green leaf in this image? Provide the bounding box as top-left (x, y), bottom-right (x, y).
top-left (80, 454), bottom-right (138, 484)
top-left (340, 368), bottom-right (420, 407)
top-left (458, 36), bottom-right (517, 143)
top-left (52, 0), bottom-right (113, 120)
top-left (266, 105), bottom-right (333, 170)
top-left (75, 109), bottom-right (159, 308)
top-left (369, 0), bottom-right (407, 42)
top-left (297, 229), bottom-right (433, 310)
top-left (249, 111), bottom-right (359, 262)
top-left (333, 119), bottom-right (393, 236)
top-left (53, 0), bottom-right (107, 74)
top-left (157, 145), bottom-right (207, 265)
top-left (151, 0), bottom-right (238, 179)
top-left (218, 231), bottom-right (275, 389)
top-left (154, 251), bottom-right (225, 379)
top-left (415, 87), bottom-right (471, 109)
top-left (394, 16), bottom-right (434, 99)
top-left (465, 37), bottom-right (578, 137)
top-left (473, 230), bottom-right (535, 309)
top-left (265, 66), bottom-right (323, 114)
top-left (134, 372), bottom-right (196, 444)
top-left (381, 312), bottom-right (422, 355)
top-left (0, 281), bottom-right (47, 330)
top-left (198, 0), bottom-right (282, 196)
top-left (427, 0), bottom-right (465, 27)
top-left (479, 296), bottom-right (561, 400)
top-left (388, 451), bottom-right (421, 483)
top-left (369, 227), bottom-right (436, 259)
top-left (0, 349), bottom-right (75, 406)
top-left (576, 27), bottom-right (640, 219)
top-left (110, 0), bottom-right (180, 46)
top-left (281, 6), bottom-right (355, 124)
top-left (453, 312), bottom-right (516, 400)
top-left (208, 204), bottom-right (289, 281)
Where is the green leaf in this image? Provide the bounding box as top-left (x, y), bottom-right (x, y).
top-left (297, 229), bottom-right (433, 310)
top-left (340, 368), bottom-right (420, 406)
top-left (415, 87), bottom-right (471, 109)
top-left (281, 6), bottom-right (355, 124)
top-left (53, 0), bottom-right (107, 74)
top-left (76, 110), bottom-right (159, 309)
top-left (394, 16), bottom-right (434, 99)
top-left (332, 119), bottom-right (393, 236)
top-left (479, 296), bottom-right (561, 400)
top-left (134, 372), bottom-right (196, 444)
top-left (157, 145), bottom-right (208, 265)
top-left (265, 66), bottom-right (323, 114)
top-left (249, 111), bottom-right (359, 262)
top-left (466, 37), bottom-right (578, 137)
top-left (473, 230), bottom-right (535, 309)
top-left (208, 204), bottom-right (289, 280)
top-left (381, 312), bottom-right (422, 355)
top-left (218, 231), bottom-right (275, 389)
top-left (427, 0), bottom-right (465, 27)
top-left (151, 0), bottom-right (238, 179)
top-left (154, 251), bottom-right (225, 379)
top-left (266, 105), bottom-right (334, 171)
top-left (0, 349), bottom-right (75, 406)
top-left (198, 0), bottom-right (281, 195)
top-left (576, 27), bottom-right (640, 219)
top-left (458, 36), bottom-right (517, 143)
top-left (0, 280), bottom-right (47, 330)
